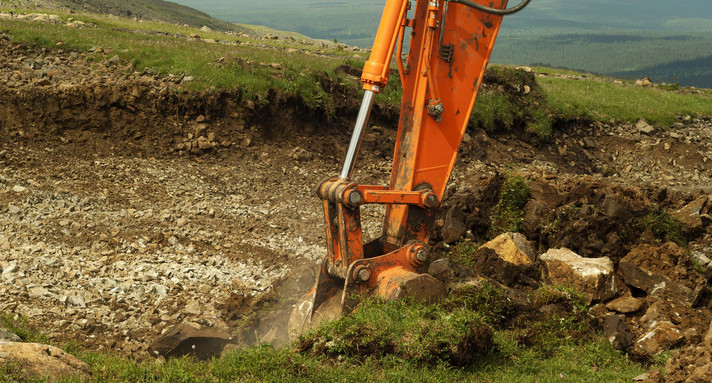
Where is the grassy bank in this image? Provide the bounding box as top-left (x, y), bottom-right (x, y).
top-left (2, 7), bottom-right (712, 131)
top-left (538, 70), bottom-right (712, 127)
top-left (1, 8), bottom-right (361, 115)
top-left (2, 294), bottom-right (646, 382)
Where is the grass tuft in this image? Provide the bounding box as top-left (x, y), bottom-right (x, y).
top-left (473, 66), bottom-right (554, 140)
top-left (448, 240), bottom-right (480, 268)
top-left (641, 208), bottom-right (687, 247)
top-left (297, 297), bottom-right (494, 367)
top-left (443, 280), bottom-right (514, 325)
top-left (489, 173), bottom-right (532, 237)
top-left (0, 313), bottom-right (49, 344)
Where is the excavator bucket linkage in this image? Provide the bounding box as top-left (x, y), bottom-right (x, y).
top-left (289, 0), bottom-right (530, 337)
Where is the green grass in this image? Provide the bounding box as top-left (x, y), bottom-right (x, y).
top-left (472, 93), bottom-right (516, 133)
top-left (448, 240), bottom-right (480, 269)
top-left (443, 280), bottom-right (515, 325)
top-left (2, 287), bottom-right (646, 383)
top-left (4, 337), bottom-right (646, 383)
top-left (539, 73), bottom-right (712, 126)
top-left (530, 284), bottom-right (588, 314)
top-left (472, 337), bottom-right (645, 383)
top-left (297, 297), bottom-right (493, 366)
top-left (472, 66), bottom-right (554, 140)
top-left (489, 173), bottom-right (532, 237)
top-left (0, 313), bottom-right (48, 344)
top-left (0, 9), bottom-right (363, 114)
top-left (641, 208), bottom-right (687, 247)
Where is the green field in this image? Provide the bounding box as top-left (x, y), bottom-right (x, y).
top-left (492, 32), bottom-right (712, 88)
top-left (170, 0), bottom-right (712, 88)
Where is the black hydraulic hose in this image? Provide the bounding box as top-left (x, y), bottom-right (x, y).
top-left (447, 0), bottom-right (531, 15)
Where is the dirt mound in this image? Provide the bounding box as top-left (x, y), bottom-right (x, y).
top-left (646, 344), bottom-right (712, 382)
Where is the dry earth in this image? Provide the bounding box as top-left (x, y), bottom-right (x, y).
top-left (2, 25), bottom-right (712, 380)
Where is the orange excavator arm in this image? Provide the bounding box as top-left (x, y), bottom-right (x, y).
top-left (290, 0), bottom-right (531, 336)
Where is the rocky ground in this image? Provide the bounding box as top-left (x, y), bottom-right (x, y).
top-left (1, 22), bottom-right (712, 381)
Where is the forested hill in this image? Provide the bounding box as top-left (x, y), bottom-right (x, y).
top-left (169, 0), bottom-right (712, 88)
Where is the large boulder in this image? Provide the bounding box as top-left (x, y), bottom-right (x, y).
top-left (640, 301), bottom-right (671, 328)
top-left (0, 341), bottom-right (90, 381)
top-left (428, 258), bottom-right (475, 284)
top-left (603, 315), bottom-right (634, 350)
top-left (471, 247), bottom-right (522, 286)
top-left (441, 206), bottom-right (467, 244)
top-left (539, 248), bottom-right (617, 304)
top-left (670, 195), bottom-right (708, 234)
top-left (467, 233), bottom-right (539, 286)
top-left (633, 321), bottom-right (684, 355)
top-left (375, 268), bottom-right (446, 303)
top-left (479, 232), bottom-right (537, 266)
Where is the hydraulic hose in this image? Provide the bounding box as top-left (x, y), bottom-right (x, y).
top-left (448, 0), bottom-right (531, 15)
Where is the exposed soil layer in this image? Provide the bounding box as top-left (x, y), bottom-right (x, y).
top-left (2, 31), bottom-right (712, 380)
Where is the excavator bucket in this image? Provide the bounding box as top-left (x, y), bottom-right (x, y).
top-left (288, 261), bottom-right (345, 336)
top-left (289, 0), bottom-right (527, 337)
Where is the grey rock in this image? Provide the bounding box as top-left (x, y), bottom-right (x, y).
top-left (640, 301), bottom-right (670, 329)
top-left (603, 315), bottom-right (634, 350)
top-left (183, 301), bottom-right (201, 315)
top-left (0, 328), bottom-right (21, 342)
top-left (441, 206), bottom-right (466, 244)
top-left (2, 261), bottom-right (17, 275)
top-left (539, 248), bottom-right (617, 304)
top-left (671, 195), bottom-right (708, 233)
top-left (602, 196), bottom-right (631, 221)
top-left (428, 258), bottom-right (474, 284)
top-left (684, 327), bottom-right (701, 344)
top-left (619, 247), bottom-right (699, 306)
top-left (379, 272), bottom-right (446, 303)
top-left (636, 119), bottom-right (656, 135)
top-left (68, 294), bottom-right (86, 308)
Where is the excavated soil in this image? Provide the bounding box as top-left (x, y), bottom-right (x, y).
top-left (2, 29), bottom-right (712, 377)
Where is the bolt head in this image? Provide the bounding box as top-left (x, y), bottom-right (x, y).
top-left (348, 190), bottom-right (362, 206)
top-left (416, 249), bottom-right (428, 263)
top-left (425, 194), bottom-right (438, 208)
top-left (356, 267), bottom-right (371, 282)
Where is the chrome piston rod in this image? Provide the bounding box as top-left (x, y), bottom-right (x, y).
top-left (339, 90), bottom-right (376, 180)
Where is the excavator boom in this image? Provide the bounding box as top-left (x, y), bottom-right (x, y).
top-left (289, 0), bottom-right (530, 336)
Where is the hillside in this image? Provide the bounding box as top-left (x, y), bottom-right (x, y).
top-left (1, 6), bottom-right (712, 383)
top-left (170, 0), bottom-right (712, 88)
top-left (0, 0), bottom-right (243, 31)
